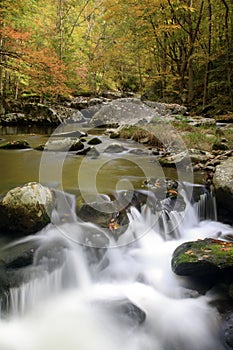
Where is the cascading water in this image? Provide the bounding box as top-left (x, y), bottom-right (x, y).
top-left (0, 183), bottom-right (232, 350)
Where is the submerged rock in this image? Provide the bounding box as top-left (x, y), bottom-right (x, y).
top-left (87, 137), bottom-right (102, 145)
top-left (51, 130), bottom-right (87, 138)
top-left (0, 140), bottom-right (31, 150)
top-left (95, 298), bottom-right (146, 326)
top-left (85, 146), bottom-right (100, 158)
top-left (104, 142), bottom-right (127, 153)
top-left (172, 238), bottom-right (233, 283)
top-left (42, 138), bottom-right (84, 152)
top-left (0, 182), bottom-right (55, 237)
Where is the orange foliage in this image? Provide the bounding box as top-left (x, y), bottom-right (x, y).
top-left (23, 47), bottom-right (71, 97)
top-left (0, 25), bottom-right (71, 98)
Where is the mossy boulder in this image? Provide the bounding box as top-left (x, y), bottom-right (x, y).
top-left (0, 182), bottom-right (55, 237)
top-left (172, 238), bottom-right (233, 283)
top-left (0, 140), bottom-right (31, 150)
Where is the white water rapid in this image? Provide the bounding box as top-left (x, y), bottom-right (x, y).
top-left (0, 185), bottom-right (232, 350)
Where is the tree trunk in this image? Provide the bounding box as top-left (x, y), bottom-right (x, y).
top-left (59, 0), bottom-right (63, 61)
top-left (203, 0), bottom-right (212, 107)
top-left (220, 0), bottom-right (233, 106)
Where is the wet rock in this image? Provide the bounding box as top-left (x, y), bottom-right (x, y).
top-left (143, 101), bottom-right (187, 116)
top-left (34, 144), bottom-right (45, 151)
top-left (51, 130), bottom-right (87, 138)
top-left (109, 131), bottom-right (120, 139)
top-left (1, 103), bottom-right (89, 126)
top-left (80, 104), bottom-right (103, 119)
top-left (172, 238), bottom-right (233, 283)
top-left (212, 142), bottom-right (229, 151)
top-left (44, 138), bottom-right (84, 152)
top-left (213, 157), bottom-right (233, 220)
top-left (0, 113), bottom-right (27, 125)
top-left (160, 195), bottom-right (186, 212)
top-left (141, 178), bottom-right (186, 213)
top-left (221, 313), bottom-right (233, 350)
top-left (95, 298), bottom-right (146, 326)
top-left (189, 149), bottom-right (213, 164)
top-left (1, 239), bottom-right (40, 270)
top-left (129, 148), bottom-right (150, 156)
top-left (85, 146), bottom-right (100, 158)
top-left (151, 148), bottom-right (160, 156)
top-left (0, 140), bottom-right (31, 150)
top-left (66, 110), bottom-right (85, 123)
top-left (0, 182), bottom-right (55, 237)
top-left (76, 146), bottom-right (91, 156)
top-left (70, 96), bottom-right (104, 109)
top-left (87, 137), bottom-right (102, 145)
top-left (159, 151), bottom-right (190, 168)
top-left (143, 177), bottom-right (178, 196)
top-left (76, 194), bottom-right (129, 238)
top-left (188, 117), bottom-right (216, 127)
top-left (104, 142), bottom-right (127, 153)
top-left (33, 237), bottom-right (69, 272)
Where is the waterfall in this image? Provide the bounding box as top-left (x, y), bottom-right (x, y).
top-left (0, 183), bottom-right (230, 350)
top-left (194, 187), bottom-right (217, 221)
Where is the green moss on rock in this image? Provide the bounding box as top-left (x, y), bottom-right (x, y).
top-left (172, 238), bottom-right (233, 280)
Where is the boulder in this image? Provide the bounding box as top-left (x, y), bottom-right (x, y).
top-left (213, 157), bottom-right (233, 220)
top-left (0, 140), bottom-right (31, 150)
top-left (159, 151), bottom-right (190, 168)
top-left (95, 298), bottom-right (146, 326)
top-left (0, 182), bottom-right (55, 237)
top-left (104, 142), bottom-right (127, 153)
top-left (70, 96), bottom-right (104, 109)
top-left (188, 149), bottom-right (213, 164)
top-left (87, 137), bottom-right (102, 145)
top-left (222, 313), bottom-right (233, 349)
top-left (0, 113), bottom-right (27, 125)
top-left (172, 238), bottom-right (233, 283)
top-left (1, 239), bottom-right (40, 270)
top-left (188, 117), bottom-right (216, 127)
top-left (143, 101), bottom-right (187, 116)
top-left (212, 142), bottom-right (229, 151)
top-left (76, 194), bottom-right (129, 238)
top-left (90, 98), bottom-right (157, 127)
top-left (85, 146), bottom-right (100, 158)
top-left (44, 138), bottom-right (84, 152)
top-left (0, 103), bottom-right (87, 126)
top-left (51, 130), bottom-right (87, 138)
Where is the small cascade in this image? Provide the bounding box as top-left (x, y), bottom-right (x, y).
top-left (194, 188), bottom-right (217, 221)
top-left (7, 231), bottom-right (92, 315)
top-left (0, 181), bottom-right (231, 350)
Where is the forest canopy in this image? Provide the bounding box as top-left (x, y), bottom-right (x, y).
top-left (0, 0), bottom-right (232, 110)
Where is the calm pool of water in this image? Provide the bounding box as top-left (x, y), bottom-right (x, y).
top-left (0, 126), bottom-right (202, 195)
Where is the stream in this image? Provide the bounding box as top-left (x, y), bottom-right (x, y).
top-left (0, 125), bottom-right (231, 350)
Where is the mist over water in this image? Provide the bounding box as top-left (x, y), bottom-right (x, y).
top-left (0, 187), bottom-right (230, 350)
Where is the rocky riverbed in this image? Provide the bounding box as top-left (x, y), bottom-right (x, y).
top-left (1, 96), bottom-right (233, 348)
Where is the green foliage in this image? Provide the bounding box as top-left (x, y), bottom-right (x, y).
top-left (0, 0), bottom-right (233, 108)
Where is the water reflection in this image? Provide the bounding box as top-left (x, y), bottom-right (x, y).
top-left (0, 128), bottom-right (203, 195)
